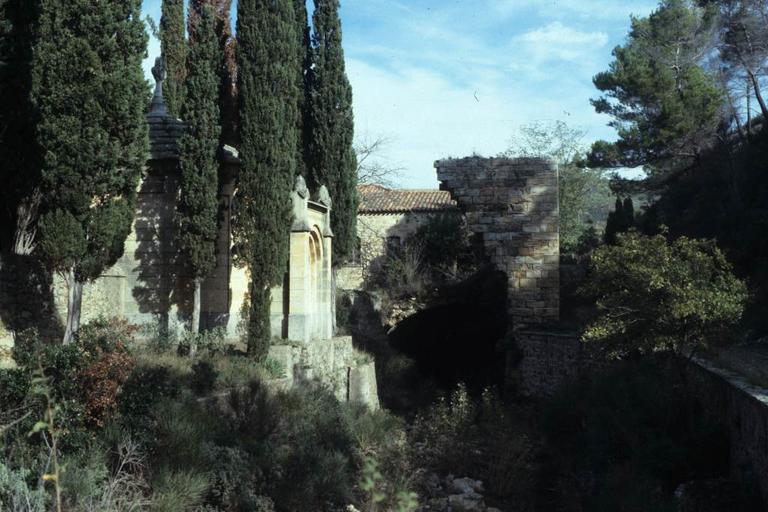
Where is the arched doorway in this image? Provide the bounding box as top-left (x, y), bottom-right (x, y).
top-left (308, 227), bottom-right (323, 338)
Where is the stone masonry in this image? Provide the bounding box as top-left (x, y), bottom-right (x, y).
top-left (436, 157), bottom-right (559, 328)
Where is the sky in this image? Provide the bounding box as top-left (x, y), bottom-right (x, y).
top-left (141, 0), bottom-right (660, 188)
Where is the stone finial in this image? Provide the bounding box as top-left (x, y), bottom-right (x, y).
top-left (317, 185), bottom-right (332, 208)
top-left (150, 56), bottom-right (168, 115)
top-left (295, 175), bottom-right (309, 199)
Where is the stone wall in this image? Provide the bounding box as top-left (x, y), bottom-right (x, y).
top-left (511, 331), bottom-right (582, 396)
top-left (267, 336), bottom-right (379, 409)
top-left (436, 157), bottom-right (559, 328)
top-left (355, 211), bottom-right (453, 282)
top-left (688, 359), bottom-right (768, 507)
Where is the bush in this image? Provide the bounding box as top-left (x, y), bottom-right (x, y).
top-left (151, 469), bottom-right (210, 512)
top-left (190, 360), bottom-right (218, 396)
top-left (78, 349), bottom-right (134, 427)
top-left (0, 463), bottom-right (47, 512)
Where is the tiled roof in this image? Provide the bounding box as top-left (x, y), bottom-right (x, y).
top-left (358, 184), bottom-right (457, 213)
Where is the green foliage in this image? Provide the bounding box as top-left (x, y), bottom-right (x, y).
top-left (31, 0), bottom-right (149, 337)
top-left (190, 360), bottom-right (218, 396)
top-left (159, 0), bottom-right (186, 118)
top-left (589, 0), bottom-right (723, 171)
top-left (308, 0), bottom-right (358, 260)
top-left (177, 3), bottom-right (221, 283)
top-left (540, 359), bottom-right (734, 511)
top-left (413, 213), bottom-right (471, 274)
top-left (0, 463), bottom-right (47, 511)
top-left (151, 469), bottom-right (210, 512)
top-left (294, 0), bottom-right (313, 179)
top-left (603, 196), bottom-right (636, 245)
top-left (582, 230), bottom-right (748, 358)
top-left (235, 0), bottom-right (300, 356)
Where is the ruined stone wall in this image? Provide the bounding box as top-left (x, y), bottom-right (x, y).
top-left (267, 336), bottom-right (379, 409)
top-left (436, 157), bottom-right (559, 328)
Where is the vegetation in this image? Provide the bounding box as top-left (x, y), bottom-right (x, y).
top-left (31, 0), bottom-right (149, 344)
top-left (177, 3), bottom-right (222, 336)
top-left (235, 0), bottom-right (300, 360)
top-left (589, 0), bottom-right (723, 172)
top-left (539, 359), bottom-right (758, 511)
top-left (159, 0), bottom-right (186, 118)
top-left (308, 0), bottom-right (358, 260)
top-left (603, 196), bottom-right (636, 245)
top-left (0, 0), bottom-right (39, 255)
top-left (0, 319), bottom-right (418, 512)
top-left (581, 230), bottom-right (748, 359)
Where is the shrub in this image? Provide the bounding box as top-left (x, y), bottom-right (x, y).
top-left (78, 349), bottom-right (135, 427)
top-left (582, 230), bottom-right (748, 359)
top-left (151, 469), bottom-right (210, 512)
top-left (0, 463), bottom-right (47, 512)
top-left (413, 212), bottom-right (472, 276)
top-left (190, 360), bottom-right (218, 396)
top-left (118, 365), bottom-right (177, 422)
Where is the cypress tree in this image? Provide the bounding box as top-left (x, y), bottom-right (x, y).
top-left (236, 0), bottom-right (299, 359)
top-left (32, 0), bottom-right (149, 344)
top-left (295, 0), bottom-right (312, 178)
top-left (604, 198), bottom-right (623, 245)
top-left (178, 3), bottom-right (221, 337)
top-left (0, 0), bottom-right (39, 254)
top-left (622, 197), bottom-right (635, 229)
top-left (188, 0), bottom-right (237, 147)
top-left (308, 0), bottom-right (358, 260)
top-left (160, 0), bottom-right (186, 118)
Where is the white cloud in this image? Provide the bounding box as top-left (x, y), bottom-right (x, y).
top-left (515, 22), bottom-right (608, 48)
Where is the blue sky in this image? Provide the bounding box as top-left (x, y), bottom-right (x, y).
top-left (142, 0), bottom-right (659, 187)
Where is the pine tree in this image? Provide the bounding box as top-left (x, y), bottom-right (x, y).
top-left (160, 0), bottom-right (186, 118)
top-left (32, 0), bottom-right (149, 344)
top-left (0, 0), bottom-right (39, 254)
top-left (308, 0), bottom-right (358, 260)
top-left (589, 0), bottom-right (722, 173)
top-left (236, 0), bottom-right (299, 359)
top-left (178, 3), bottom-right (221, 337)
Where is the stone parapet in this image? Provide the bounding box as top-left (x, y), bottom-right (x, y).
top-left (436, 157), bottom-right (559, 328)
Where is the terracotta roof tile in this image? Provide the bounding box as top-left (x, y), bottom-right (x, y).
top-left (358, 184), bottom-right (457, 213)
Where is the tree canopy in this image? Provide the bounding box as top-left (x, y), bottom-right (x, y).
top-left (177, 3), bottom-right (222, 334)
top-left (582, 230), bottom-right (747, 359)
top-left (589, 0), bottom-right (723, 173)
top-left (308, 0), bottom-right (358, 261)
top-left (159, 0), bottom-right (186, 118)
top-left (32, 0), bottom-right (149, 343)
top-left (236, 0), bottom-right (300, 359)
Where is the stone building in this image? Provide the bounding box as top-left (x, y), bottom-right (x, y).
top-left (338, 184), bottom-right (457, 290)
top-left (41, 59), bottom-right (335, 344)
top-left (0, 57), bottom-right (378, 407)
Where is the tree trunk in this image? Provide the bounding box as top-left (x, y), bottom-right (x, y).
top-left (190, 277), bottom-right (202, 357)
top-left (748, 68), bottom-right (768, 120)
top-left (192, 277), bottom-right (202, 333)
top-left (62, 269), bottom-right (83, 345)
top-left (12, 188), bottom-right (40, 256)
